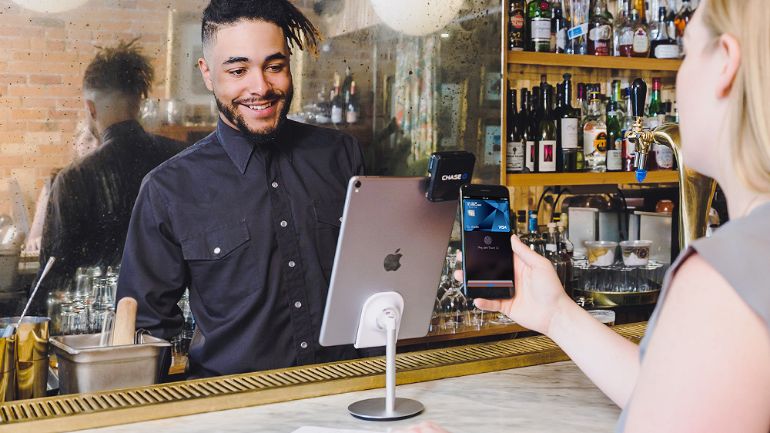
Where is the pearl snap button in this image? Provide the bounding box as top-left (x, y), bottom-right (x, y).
top-left (213, 247), bottom-right (221, 254)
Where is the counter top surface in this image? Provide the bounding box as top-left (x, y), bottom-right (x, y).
top-left (76, 361), bottom-right (620, 433)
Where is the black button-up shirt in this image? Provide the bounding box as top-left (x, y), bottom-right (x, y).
top-left (117, 119), bottom-right (364, 378)
top-left (40, 120), bottom-right (185, 296)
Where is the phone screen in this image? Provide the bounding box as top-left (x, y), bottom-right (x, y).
top-left (461, 194), bottom-right (514, 298)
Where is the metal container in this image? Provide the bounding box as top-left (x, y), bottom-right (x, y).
top-left (0, 334), bottom-right (15, 403)
top-left (50, 334), bottom-right (170, 395)
top-left (0, 316), bottom-right (48, 400)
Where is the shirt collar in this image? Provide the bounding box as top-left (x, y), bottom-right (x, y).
top-left (216, 118), bottom-right (257, 174)
top-left (101, 119), bottom-right (144, 143)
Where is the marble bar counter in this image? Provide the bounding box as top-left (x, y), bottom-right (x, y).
top-left (77, 361), bottom-right (620, 433)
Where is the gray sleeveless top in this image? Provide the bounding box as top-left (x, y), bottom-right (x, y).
top-left (616, 201), bottom-right (770, 431)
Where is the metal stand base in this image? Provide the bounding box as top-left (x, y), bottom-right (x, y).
top-left (348, 397), bottom-right (424, 421)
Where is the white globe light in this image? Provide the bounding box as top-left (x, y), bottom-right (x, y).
top-left (11, 0), bottom-right (90, 13)
top-left (370, 0), bottom-right (464, 36)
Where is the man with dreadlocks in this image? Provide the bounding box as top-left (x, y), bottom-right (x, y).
top-left (39, 39), bottom-right (185, 300)
top-left (117, 0), bottom-right (365, 378)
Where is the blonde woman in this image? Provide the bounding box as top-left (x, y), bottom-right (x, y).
top-left (398, 0), bottom-right (770, 431)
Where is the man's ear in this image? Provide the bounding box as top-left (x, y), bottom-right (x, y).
top-left (198, 57), bottom-right (214, 92)
top-left (85, 99), bottom-right (97, 121)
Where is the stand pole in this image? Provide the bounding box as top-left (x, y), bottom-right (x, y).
top-left (385, 314), bottom-right (396, 415)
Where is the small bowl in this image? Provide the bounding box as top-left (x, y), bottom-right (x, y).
top-left (584, 241), bottom-right (618, 267)
top-left (620, 240), bottom-right (653, 267)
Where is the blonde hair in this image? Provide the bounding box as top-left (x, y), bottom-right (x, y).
top-left (701, 0), bottom-right (770, 192)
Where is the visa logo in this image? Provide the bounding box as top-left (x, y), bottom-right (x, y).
top-left (498, 225), bottom-right (509, 230)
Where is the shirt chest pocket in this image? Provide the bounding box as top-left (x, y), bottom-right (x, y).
top-left (180, 222), bottom-right (251, 261)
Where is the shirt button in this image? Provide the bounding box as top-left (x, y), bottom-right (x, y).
top-left (300, 341), bottom-right (308, 349)
top-left (271, 181), bottom-right (279, 189)
top-left (213, 247), bottom-right (221, 255)
top-left (294, 301), bottom-right (302, 309)
top-left (288, 261), bottom-right (296, 268)
top-left (280, 220), bottom-right (288, 228)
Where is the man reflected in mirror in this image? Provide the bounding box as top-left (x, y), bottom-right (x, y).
top-left (38, 40), bottom-right (186, 306)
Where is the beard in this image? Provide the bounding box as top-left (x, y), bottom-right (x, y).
top-left (215, 86), bottom-right (293, 150)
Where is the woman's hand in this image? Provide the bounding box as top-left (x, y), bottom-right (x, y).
top-left (392, 421), bottom-right (451, 433)
top-left (473, 235), bottom-right (572, 336)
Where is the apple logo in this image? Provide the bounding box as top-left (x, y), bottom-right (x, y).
top-left (384, 249), bottom-right (403, 272)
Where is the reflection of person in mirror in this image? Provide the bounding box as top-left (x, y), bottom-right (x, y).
top-left (37, 40), bottom-right (186, 305)
top-left (398, 1), bottom-right (770, 432)
top-left (117, 0), bottom-right (365, 379)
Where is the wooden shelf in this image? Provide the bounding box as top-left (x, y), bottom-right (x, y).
top-left (506, 170), bottom-right (679, 187)
top-left (507, 51), bottom-right (682, 72)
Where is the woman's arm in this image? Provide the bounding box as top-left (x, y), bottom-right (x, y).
top-left (475, 235), bottom-right (641, 408)
top-left (624, 254), bottom-right (770, 432)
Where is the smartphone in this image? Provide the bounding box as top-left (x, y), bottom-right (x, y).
top-left (459, 184), bottom-right (515, 299)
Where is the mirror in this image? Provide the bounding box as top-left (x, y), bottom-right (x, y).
top-left (0, 0), bottom-right (501, 401)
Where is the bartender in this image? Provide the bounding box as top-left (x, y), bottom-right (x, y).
top-left (117, 0), bottom-right (365, 378)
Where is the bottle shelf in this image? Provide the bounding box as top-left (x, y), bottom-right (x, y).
top-left (506, 170), bottom-right (679, 187)
top-left (507, 51), bottom-right (682, 72)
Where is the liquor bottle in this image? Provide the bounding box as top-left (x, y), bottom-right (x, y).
top-left (665, 0), bottom-right (677, 51)
top-left (341, 66), bottom-right (353, 100)
top-left (546, 223), bottom-right (568, 286)
top-left (507, 87), bottom-right (526, 172)
top-left (520, 89), bottom-right (534, 172)
top-left (537, 85), bottom-right (558, 173)
top-left (651, 7), bottom-right (679, 58)
top-left (520, 210), bottom-right (539, 247)
top-left (331, 73), bottom-right (344, 125)
top-left (516, 210), bottom-right (528, 236)
top-left (647, 77), bottom-right (662, 122)
top-left (551, 1), bottom-right (567, 53)
top-left (587, 0), bottom-right (613, 56)
top-left (346, 81), bottom-right (359, 124)
top-left (617, 4), bottom-right (634, 56)
top-left (612, 0), bottom-right (629, 56)
top-left (630, 6), bottom-right (650, 57)
top-left (606, 94), bottom-right (623, 171)
top-left (557, 74), bottom-right (579, 172)
top-left (528, 0), bottom-right (552, 52)
top-left (509, 0), bottom-right (527, 51)
top-left (575, 82), bottom-right (587, 171)
top-left (583, 89), bottom-right (607, 172)
top-left (674, 0), bottom-right (693, 56)
top-left (526, 87), bottom-right (541, 172)
top-left (567, 0), bottom-right (589, 55)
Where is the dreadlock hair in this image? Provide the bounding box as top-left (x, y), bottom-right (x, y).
top-left (82, 38), bottom-right (154, 100)
top-left (201, 0), bottom-right (321, 55)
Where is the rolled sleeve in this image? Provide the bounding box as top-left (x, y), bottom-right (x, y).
top-left (117, 177), bottom-right (187, 340)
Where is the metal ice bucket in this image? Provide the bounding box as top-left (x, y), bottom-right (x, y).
top-left (50, 333), bottom-right (170, 395)
top-left (0, 316), bottom-right (49, 400)
top-left (0, 333), bottom-right (15, 403)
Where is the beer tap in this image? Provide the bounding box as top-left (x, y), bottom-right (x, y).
top-left (624, 78), bottom-right (718, 249)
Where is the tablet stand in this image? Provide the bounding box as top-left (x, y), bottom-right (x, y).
top-left (347, 291), bottom-right (424, 421)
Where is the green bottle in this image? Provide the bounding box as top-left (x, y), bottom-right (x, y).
top-left (528, 0), bottom-right (552, 52)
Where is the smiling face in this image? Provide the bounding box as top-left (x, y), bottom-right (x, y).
top-left (199, 19), bottom-right (293, 142)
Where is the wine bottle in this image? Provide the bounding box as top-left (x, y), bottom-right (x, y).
top-left (557, 74), bottom-right (579, 172)
top-left (509, 0), bottom-right (527, 51)
top-left (345, 81), bottom-right (359, 124)
top-left (538, 85), bottom-right (557, 173)
top-left (507, 87), bottom-right (525, 172)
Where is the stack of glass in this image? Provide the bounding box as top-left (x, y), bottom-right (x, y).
top-left (48, 266), bottom-right (119, 335)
